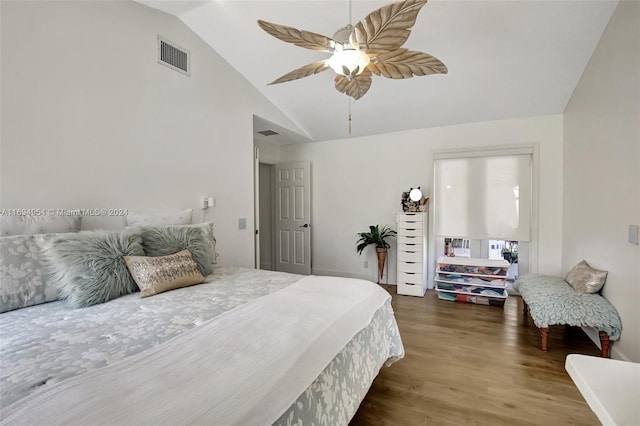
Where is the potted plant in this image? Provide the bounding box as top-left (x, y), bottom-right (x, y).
top-left (502, 247), bottom-right (512, 263)
top-left (356, 225), bottom-right (397, 283)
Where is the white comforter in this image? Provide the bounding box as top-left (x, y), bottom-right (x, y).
top-left (2, 275), bottom-right (392, 425)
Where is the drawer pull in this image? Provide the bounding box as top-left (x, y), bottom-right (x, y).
top-left (405, 272), bottom-right (416, 275)
top-left (405, 262), bottom-right (416, 264)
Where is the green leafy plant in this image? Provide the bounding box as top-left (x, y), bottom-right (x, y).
top-left (356, 225), bottom-right (397, 255)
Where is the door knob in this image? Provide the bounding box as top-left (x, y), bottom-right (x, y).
top-left (300, 223), bottom-right (310, 228)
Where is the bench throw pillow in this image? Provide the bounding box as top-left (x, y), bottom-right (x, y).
top-left (44, 230), bottom-right (145, 308)
top-left (124, 250), bottom-right (205, 298)
top-left (565, 260), bottom-right (608, 294)
top-left (139, 225), bottom-right (214, 276)
top-left (0, 234), bottom-right (58, 313)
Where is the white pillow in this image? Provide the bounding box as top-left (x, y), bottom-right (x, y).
top-left (0, 212), bottom-right (82, 236)
top-left (126, 208), bottom-right (192, 227)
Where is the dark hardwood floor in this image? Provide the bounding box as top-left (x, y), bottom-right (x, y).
top-left (350, 287), bottom-right (601, 425)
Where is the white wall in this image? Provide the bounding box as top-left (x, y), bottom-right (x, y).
top-left (0, 0), bottom-right (302, 267)
top-left (279, 115), bottom-right (564, 284)
top-left (563, 1), bottom-right (640, 362)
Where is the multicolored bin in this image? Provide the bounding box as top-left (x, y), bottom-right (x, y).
top-left (435, 256), bottom-right (510, 307)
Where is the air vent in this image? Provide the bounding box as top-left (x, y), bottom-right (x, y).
top-left (158, 36), bottom-right (190, 76)
top-left (257, 130), bottom-right (279, 137)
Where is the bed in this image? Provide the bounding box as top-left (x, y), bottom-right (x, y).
top-left (0, 222), bottom-right (404, 425)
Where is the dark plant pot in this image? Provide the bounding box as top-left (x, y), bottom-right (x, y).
top-left (503, 252), bottom-right (512, 263)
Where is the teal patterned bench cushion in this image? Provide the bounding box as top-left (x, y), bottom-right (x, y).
top-left (514, 274), bottom-right (622, 340)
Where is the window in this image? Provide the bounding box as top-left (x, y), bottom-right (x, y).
top-left (434, 149), bottom-right (532, 242)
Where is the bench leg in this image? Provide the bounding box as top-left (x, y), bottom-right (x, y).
top-left (599, 331), bottom-right (611, 358)
top-left (540, 327), bottom-right (550, 352)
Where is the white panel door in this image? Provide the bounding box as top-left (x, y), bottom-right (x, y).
top-left (275, 162), bottom-right (311, 275)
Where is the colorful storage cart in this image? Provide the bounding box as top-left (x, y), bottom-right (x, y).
top-left (435, 256), bottom-right (509, 307)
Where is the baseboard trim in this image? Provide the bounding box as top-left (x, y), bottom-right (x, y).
top-left (611, 346), bottom-right (630, 361)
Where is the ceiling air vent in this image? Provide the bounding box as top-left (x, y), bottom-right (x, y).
top-left (257, 130), bottom-right (279, 137)
top-left (158, 36), bottom-right (190, 76)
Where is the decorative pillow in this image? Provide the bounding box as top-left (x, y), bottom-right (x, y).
top-left (125, 209), bottom-right (192, 227)
top-left (139, 225), bottom-right (214, 276)
top-left (565, 260), bottom-right (608, 294)
top-left (1, 212), bottom-right (81, 236)
top-left (124, 250), bottom-right (205, 298)
top-left (184, 222), bottom-right (217, 265)
top-left (43, 230), bottom-right (145, 308)
top-left (0, 234), bottom-right (58, 313)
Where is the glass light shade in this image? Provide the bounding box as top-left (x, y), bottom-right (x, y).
top-left (327, 49), bottom-right (370, 76)
top-left (409, 188), bottom-right (423, 202)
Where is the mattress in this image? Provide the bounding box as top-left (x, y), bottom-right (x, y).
top-left (0, 265), bottom-right (404, 424)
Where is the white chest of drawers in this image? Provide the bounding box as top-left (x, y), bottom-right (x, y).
top-left (396, 212), bottom-right (428, 297)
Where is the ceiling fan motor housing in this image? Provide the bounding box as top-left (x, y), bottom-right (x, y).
top-left (332, 24), bottom-right (353, 43)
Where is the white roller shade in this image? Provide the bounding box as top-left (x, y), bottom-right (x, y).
top-left (434, 153), bottom-right (532, 241)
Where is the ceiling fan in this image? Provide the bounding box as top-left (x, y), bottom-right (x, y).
top-left (257, 0), bottom-right (447, 100)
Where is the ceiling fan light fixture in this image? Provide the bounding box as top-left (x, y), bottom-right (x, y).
top-left (327, 48), bottom-right (370, 77)
top-left (258, 0), bottom-right (448, 100)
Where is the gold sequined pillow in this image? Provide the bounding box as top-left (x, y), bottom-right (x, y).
top-left (123, 249), bottom-right (205, 298)
top-left (565, 260), bottom-right (608, 294)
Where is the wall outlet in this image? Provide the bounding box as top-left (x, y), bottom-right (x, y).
top-left (238, 218), bottom-right (246, 229)
top-left (364, 261), bottom-right (369, 269)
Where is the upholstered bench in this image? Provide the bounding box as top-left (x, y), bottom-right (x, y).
top-left (514, 273), bottom-right (622, 358)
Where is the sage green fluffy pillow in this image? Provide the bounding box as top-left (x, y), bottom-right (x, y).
top-left (139, 225), bottom-right (214, 276)
top-left (44, 230), bottom-right (145, 308)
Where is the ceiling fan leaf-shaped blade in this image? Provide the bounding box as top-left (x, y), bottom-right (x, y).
top-left (353, 0), bottom-right (428, 53)
top-left (258, 20), bottom-right (334, 52)
top-left (334, 70), bottom-right (372, 100)
top-left (348, 32), bottom-right (360, 50)
top-left (367, 48), bottom-right (447, 79)
top-left (269, 61), bottom-right (330, 85)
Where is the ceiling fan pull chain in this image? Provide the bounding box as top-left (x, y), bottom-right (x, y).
top-left (348, 98), bottom-right (352, 135)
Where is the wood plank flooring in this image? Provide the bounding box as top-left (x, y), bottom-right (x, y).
top-left (350, 288), bottom-right (601, 426)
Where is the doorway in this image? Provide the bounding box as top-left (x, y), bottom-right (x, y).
top-left (258, 163), bottom-right (275, 271)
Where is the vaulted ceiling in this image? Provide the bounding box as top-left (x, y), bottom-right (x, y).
top-left (139, 0), bottom-right (618, 142)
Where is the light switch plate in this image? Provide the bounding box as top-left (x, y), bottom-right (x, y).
top-left (239, 218), bottom-right (247, 230)
top-left (629, 224), bottom-right (639, 245)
